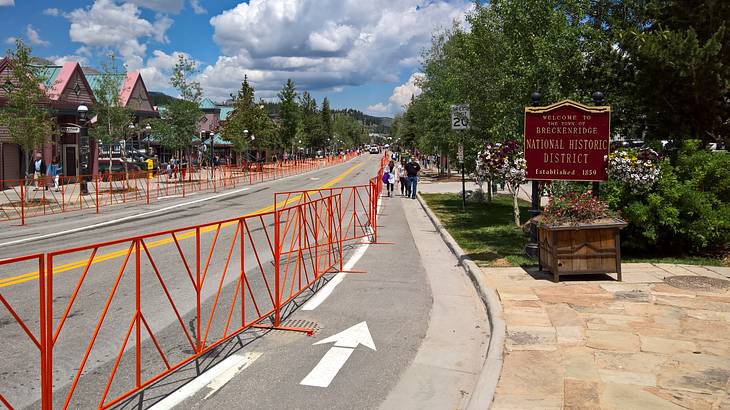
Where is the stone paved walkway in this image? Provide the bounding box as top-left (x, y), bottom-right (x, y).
top-left (480, 263), bottom-right (730, 409)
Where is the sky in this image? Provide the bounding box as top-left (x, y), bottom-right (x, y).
top-left (0, 0), bottom-right (473, 117)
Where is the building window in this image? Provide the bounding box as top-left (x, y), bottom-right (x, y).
top-left (2, 80), bottom-right (13, 93)
top-left (73, 82), bottom-right (81, 96)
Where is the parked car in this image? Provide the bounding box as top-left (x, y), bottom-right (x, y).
top-left (98, 159), bottom-right (143, 175)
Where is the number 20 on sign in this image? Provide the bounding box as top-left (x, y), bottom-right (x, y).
top-left (451, 104), bottom-right (470, 130)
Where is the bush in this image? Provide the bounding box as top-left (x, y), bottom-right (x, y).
top-left (604, 143), bottom-right (730, 254)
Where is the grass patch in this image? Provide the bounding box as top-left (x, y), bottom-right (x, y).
top-left (422, 193), bottom-right (728, 267)
top-left (421, 193), bottom-right (533, 267)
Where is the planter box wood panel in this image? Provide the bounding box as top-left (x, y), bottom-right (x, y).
top-left (538, 220), bottom-right (627, 282)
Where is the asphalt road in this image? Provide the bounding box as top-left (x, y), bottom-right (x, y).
top-left (0, 154), bottom-right (385, 409)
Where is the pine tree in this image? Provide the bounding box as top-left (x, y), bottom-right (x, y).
top-left (278, 79), bottom-right (300, 153)
top-left (321, 97), bottom-right (333, 149)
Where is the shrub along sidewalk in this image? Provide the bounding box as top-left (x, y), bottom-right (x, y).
top-left (420, 192), bottom-right (728, 267)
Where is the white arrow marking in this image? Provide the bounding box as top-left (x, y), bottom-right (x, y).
top-left (300, 321), bottom-right (376, 388)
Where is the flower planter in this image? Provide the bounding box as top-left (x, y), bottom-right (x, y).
top-left (538, 219), bottom-right (627, 282)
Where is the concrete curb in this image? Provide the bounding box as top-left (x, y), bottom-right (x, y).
top-left (416, 193), bottom-right (505, 410)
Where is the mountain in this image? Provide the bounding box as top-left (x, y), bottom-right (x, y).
top-left (149, 91), bottom-right (179, 106)
top-left (332, 109), bottom-right (392, 133)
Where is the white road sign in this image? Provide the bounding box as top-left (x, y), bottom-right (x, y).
top-left (451, 104), bottom-right (470, 130)
top-left (457, 144), bottom-right (464, 163)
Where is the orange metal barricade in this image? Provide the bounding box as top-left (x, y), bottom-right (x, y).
top-left (0, 154), bottom-right (362, 226)
top-left (0, 193), bottom-right (346, 409)
top-left (0, 151), bottom-right (372, 409)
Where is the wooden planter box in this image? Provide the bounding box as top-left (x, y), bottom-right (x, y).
top-left (537, 219), bottom-right (627, 282)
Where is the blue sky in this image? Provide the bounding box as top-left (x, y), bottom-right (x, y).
top-left (0, 0), bottom-right (472, 116)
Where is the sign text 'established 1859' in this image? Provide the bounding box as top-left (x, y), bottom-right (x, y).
top-left (524, 100), bottom-right (610, 182)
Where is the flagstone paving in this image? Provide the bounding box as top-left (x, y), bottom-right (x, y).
top-left (480, 265), bottom-right (730, 409)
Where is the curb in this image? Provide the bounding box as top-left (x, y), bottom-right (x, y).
top-left (416, 193), bottom-right (505, 410)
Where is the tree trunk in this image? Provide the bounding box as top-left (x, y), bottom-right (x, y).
top-left (487, 174), bottom-right (493, 203)
top-left (511, 184), bottom-right (520, 227)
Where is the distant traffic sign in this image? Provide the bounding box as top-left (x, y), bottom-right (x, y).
top-left (451, 104), bottom-right (470, 130)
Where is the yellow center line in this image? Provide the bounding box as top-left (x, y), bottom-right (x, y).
top-left (0, 161), bottom-right (366, 288)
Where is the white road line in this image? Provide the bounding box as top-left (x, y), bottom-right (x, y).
top-left (300, 347), bottom-right (354, 388)
top-left (0, 187), bottom-right (250, 247)
top-left (301, 196), bottom-right (382, 311)
top-left (149, 352), bottom-right (261, 410)
top-left (203, 352), bottom-right (263, 399)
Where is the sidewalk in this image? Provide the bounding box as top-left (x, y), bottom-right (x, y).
top-left (480, 265), bottom-right (730, 409)
top-left (413, 179), bottom-right (730, 409)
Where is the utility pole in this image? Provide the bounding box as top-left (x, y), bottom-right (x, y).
top-left (525, 91), bottom-right (542, 259)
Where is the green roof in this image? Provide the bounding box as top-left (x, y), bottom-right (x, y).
top-left (201, 133), bottom-right (233, 146)
top-left (84, 73), bottom-right (123, 92)
top-left (219, 106), bottom-right (234, 120)
top-left (199, 98), bottom-right (216, 109)
top-left (31, 64), bottom-right (61, 88)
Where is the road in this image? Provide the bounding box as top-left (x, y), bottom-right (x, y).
top-left (0, 155), bottom-right (381, 408)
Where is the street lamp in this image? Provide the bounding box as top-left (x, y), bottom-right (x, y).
top-left (209, 130), bottom-right (215, 180)
top-left (144, 123), bottom-right (152, 155)
top-left (77, 104), bottom-right (89, 194)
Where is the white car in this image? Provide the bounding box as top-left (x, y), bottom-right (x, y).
top-left (369, 146), bottom-right (380, 154)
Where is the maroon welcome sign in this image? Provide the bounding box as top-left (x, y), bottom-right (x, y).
top-left (524, 100), bottom-right (610, 181)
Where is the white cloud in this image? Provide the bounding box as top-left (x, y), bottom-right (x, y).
top-left (366, 103), bottom-right (389, 114)
top-left (365, 72), bottom-right (423, 115)
top-left (66, 0), bottom-right (173, 69)
top-left (388, 72), bottom-right (423, 108)
top-left (49, 54), bottom-right (89, 66)
top-left (0, 0), bottom-right (14, 6)
top-left (26, 25), bottom-right (50, 46)
top-left (124, 0), bottom-right (205, 14)
top-left (5, 37), bottom-right (16, 45)
top-left (125, 0), bottom-right (184, 13)
top-left (202, 0), bottom-right (472, 101)
top-left (138, 49), bottom-right (197, 91)
top-left (190, 0), bottom-right (206, 14)
top-left (43, 8), bottom-right (61, 16)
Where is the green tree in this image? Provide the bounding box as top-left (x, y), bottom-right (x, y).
top-left (321, 96), bottom-right (333, 148)
top-left (299, 91), bottom-right (321, 149)
top-left (0, 39), bottom-right (57, 181)
top-left (222, 76), bottom-right (277, 160)
top-left (88, 54), bottom-right (133, 184)
top-left (278, 79), bottom-right (300, 153)
top-left (152, 54), bottom-right (202, 175)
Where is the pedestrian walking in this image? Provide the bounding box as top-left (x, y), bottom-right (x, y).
top-left (29, 152), bottom-right (47, 190)
top-left (397, 160), bottom-right (408, 197)
top-left (405, 157), bottom-right (421, 199)
top-left (46, 157), bottom-right (62, 191)
top-left (382, 160), bottom-right (396, 197)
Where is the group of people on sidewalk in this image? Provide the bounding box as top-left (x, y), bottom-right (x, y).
top-left (29, 152), bottom-right (62, 191)
top-left (382, 152), bottom-right (421, 199)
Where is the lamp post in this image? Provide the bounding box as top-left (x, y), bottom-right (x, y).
top-left (77, 104), bottom-right (90, 195)
top-left (144, 123), bottom-right (152, 155)
top-left (209, 130), bottom-right (215, 180)
top-left (525, 91), bottom-right (542, 258)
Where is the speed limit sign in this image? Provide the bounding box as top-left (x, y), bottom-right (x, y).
top-left (451, 104), bottom-right (470, 130)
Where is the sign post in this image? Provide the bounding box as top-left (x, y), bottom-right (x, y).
top-left (522, 97), bottom-right (611, 258)
top-left (451, 104), bottom-right (469, 209)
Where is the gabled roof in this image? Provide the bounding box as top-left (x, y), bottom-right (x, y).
top-left (35, 61), bottom-right (96, 103)
top-left (200, 98), bottom-right (217, 110)
top-left (84, 70), bottom-right (154, 113)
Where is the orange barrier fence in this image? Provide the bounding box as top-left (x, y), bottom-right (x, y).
top-left (0, 153), bottom-right (383, 410)
top-left (0, 153), bottom-right (360, 226)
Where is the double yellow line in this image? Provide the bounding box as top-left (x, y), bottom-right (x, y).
top-left (0, 162), bottom-right (365, 288)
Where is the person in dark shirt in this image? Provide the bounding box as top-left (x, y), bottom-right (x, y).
top-left (404, 158), bottom-right (421, 199)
